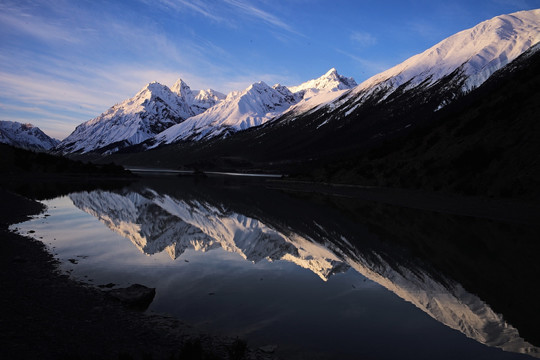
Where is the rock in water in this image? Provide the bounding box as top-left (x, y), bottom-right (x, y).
top-left (107, 284), bottom-right (156, 310)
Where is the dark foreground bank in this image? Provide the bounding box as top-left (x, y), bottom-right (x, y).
top-left (0, 188), bottom-right (274, 360)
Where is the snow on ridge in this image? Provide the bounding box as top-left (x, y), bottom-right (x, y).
top-left (151, 80), bottom-right (298, 145)
top-left (57, 82), bottom-right (187, 154)
top-left (288, 67), bottom-right (357, 94)
top-left (150, 69), bottom-right (357, 145)
top-left (0, 120), bottom-right (59, 151)
top-left (56, 78), bottom-right (226, 154)
top-left (353, 9), bottom-right (540, 96)
top-left (170, 79), bottom-right (226, 115)
top-left (57, 67), bottom-right (357, 153)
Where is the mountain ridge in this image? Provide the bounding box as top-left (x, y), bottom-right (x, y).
top-left (0, 120), bottom-right (59, 151)
top-left (56, 68), bottom-right (357, 154)
top-left (147, 68), bottom-right (357, 147)
top-left (55, 79), bottom-right (226, 155)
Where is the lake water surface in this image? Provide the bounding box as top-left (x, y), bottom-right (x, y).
top-left (12, 176), bottom-right (540, 359)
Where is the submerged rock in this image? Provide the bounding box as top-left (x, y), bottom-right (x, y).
top-left (107, 284), bottom-right (156, 310)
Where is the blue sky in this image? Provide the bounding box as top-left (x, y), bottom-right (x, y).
top-left (1, 0), bottom-right (538, 139)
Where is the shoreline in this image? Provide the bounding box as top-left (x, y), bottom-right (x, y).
top-left (0, 188), bottom-right (273, 360)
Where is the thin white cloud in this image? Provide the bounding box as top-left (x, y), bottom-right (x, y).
top-left (0, 3), bottom-right (80, 43)
top-left (223, 0), bottom-right (303, 36)
top-left (155, 0), bottom-right (228, 23)
top-left (350, 31), bottom-right (377, 47)
top-left (0, 103), bottom-right (88, 124)
top-left (0, 72), bottom-right (108, 110)
top-left (0, 103), bottom-right (85, 139)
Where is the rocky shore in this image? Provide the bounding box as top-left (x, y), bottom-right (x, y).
top-left (0, 188), bottom-right (274, 360)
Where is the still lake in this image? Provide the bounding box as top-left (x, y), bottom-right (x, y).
top-left (12, 176), bottom-right (540, 359)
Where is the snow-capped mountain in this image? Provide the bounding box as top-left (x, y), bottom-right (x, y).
top-left (68, 186), bottom-right (540, 357)
top-left (0, 120), bottom-right (59, 151)
top-left (56, 79), bottom-right (224, 155)
top-left (346, 9), bottom-right (540, 109)
top-left (148, 68), bottom-right (357, 146)
top-left (270, 8), bottom-right (539, 137)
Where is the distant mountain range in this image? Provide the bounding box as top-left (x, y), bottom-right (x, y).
top-left (0, 121), bottom-right (59, 151)
top-left (53, 67), bottom-right (357, 155)
top-left (148, 68), bottom-right (357, 147)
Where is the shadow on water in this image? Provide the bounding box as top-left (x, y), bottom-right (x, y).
top-left (18, 175), bottom-right (540, 359)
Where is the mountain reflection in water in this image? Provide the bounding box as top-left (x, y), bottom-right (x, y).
top-left (66, 178), bottom-right (539, 358)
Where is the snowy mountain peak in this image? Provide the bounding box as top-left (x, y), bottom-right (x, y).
top-left (288, 68), bottom-right (358, 94)
top-left (136, 81), bottom-right (170, 99)
top-left (170, 78), bottom-right (193, 98)
top-left (148, 69), bottom-right (357, 146)
top-left (135, 82), bottom-right (185, 106)
top-left (150, 79), bottom-right (304, 145)
top-left (55, 75), bottom-right (229, 154)
top-left (272, 83), bottom-right (295, 96)
top-left (355, 9), bottom-right (540, 95)
top-left (191, 88), bottom-right (226, 114)
top-left (0, 120), bottom-right (59, 151)
top-left (325, 67), bottom-right (338, 75)
top-left (247, 81), bottom-right (270, 92)
top-left (170, 78), bottom-right (225, 114)
top-left (195, 88), bottom-right (226, 102)
top-left (56, 81), bottom-right (193, 154)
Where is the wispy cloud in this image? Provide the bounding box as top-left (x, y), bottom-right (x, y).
top-left (350, 31), bottom-right (377, 47)
top-left (154, 0), bottom-right (228, 23)
top-left (224, 0), bottom-right (303, 36)
top-left (0, 2), bottom-right (80, 43)
top-left (0, 102), bottom-right (86, 139)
